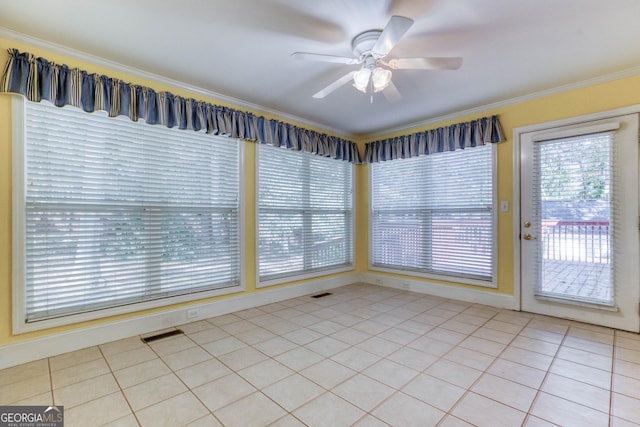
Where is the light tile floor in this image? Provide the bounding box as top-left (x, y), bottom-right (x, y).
top-left (1, 283), bottom-right (640, 426)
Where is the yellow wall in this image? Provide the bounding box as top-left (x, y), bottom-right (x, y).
top-left (1, 36), bottom-right (640, 348)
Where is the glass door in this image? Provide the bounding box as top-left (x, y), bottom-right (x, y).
top-left (519, 113), bottom-right (639, 332)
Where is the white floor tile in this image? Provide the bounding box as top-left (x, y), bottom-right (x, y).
top-left (472, 373), bottom-right (538, 412)
top-left (136, 391), bottom-right (208, 426)
top-left (402, 373), bottom-right (465, 412)
top-left (193, 373), bottom-right (256, 412)
top-left (64, 392), bottom-right (132, 426)
top-left (175, 358), bottom-right (232, 389)
top-left (261, 373), bottom-right (324, 411)
top-left (331, 347), bottom-right (381, 372)
top-left (300, 358), bottom-right (356, 389)
top-left (54, 373), bottom-right (119, 408)
top-left (49, 346), bottom-right (103, 371)
top-left (0, 375), bottom-right (51, 405)
top-left (293, 392), bottom-right (365, 427)
top-left (362, 359), bottom-right (419, 389)
top-left (238, 358), bottom-right (294, 388)
top-left (451, 392), bottom-right (527, 427)
top-left (425, 359), bottom-right (482, 389)
top-left (332, 374), bottom-right (394, 411)
top-left (113, 358), bottom-right (171, 389)
top-left (530, 392), bottom-right (609, 427)
top-left (372, 392), bottom-right (445, 427)
top-left (214, 391), bottom-right (286, 427)
top-left (488, 358), bottom-right (546, 389)
top-left (612, 392), bottom-right (640, 424)
top-left (542, 373), bottom-right (610, 413)
top-left (122, 373), bottom-right (187, 411)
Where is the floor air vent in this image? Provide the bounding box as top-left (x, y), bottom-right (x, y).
top-left (311, 292), bottom-right (332, 299)
top-left (141, 329), bottom-right (184, 343)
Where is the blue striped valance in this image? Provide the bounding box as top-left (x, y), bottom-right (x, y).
top-left (364, 115), bottom-right (505, 163)
top-left (1, 48), bottom-right (361, 163)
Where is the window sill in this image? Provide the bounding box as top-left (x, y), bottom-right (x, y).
top-left (13, 282), bottom-right (244, 334)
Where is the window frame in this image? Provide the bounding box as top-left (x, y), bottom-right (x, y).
top-left (255, 143), bottom-right (355, 288)
top-left (12, 97), bottom-right (245, 334)
top-left (368, 144), bottom-right (498, 288)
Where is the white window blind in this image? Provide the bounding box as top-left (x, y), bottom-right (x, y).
top-left (257, 144), bottom-right (354, 282)
top-left (21, 100), bottom-right (240, 323)
top-left (370, 145), bottom-right (495, 281)
top-left (532, 131), bottom-right (614, 305)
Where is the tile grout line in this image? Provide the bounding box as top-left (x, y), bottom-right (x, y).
top-left (333, 295), bottom-right (459, 426)
top-left (270, 291), bottom-right (468, 424)
top-left (278, 295), bottom-right (406, 424)
top-left (427, 307), bottom-right (500, 426)
top-left (297, 290), bottom-right (448, 426)
top-left (348, 300), bottom-right (500, 426)
top-left (155, 319), bottom-right (321, 426)
top-left (518, 317), bottom-right (569, 426)
top-left (192, 325), bottom-right (315, 424)
top-left (141, 332), bottom-right (231, 426)
top-left (440, 308), bottom-right (536, 425)
top-left (47, 357), bottom-right (55, 407)
top-left (99, 343), bottom-right (143, 426)
top-left (526, 320), bottom-right (617, 426)
top-left (609, 330), bottom-right (617, 427)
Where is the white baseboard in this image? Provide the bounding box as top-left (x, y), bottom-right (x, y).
top-left (0, 273), bottom-right (357, 370)
top-left (360, 272), bottom-right (518, 310)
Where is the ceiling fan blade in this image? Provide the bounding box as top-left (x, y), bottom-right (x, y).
top-left (388, 57), bottom-right (463, 70)
top-left (312, 71), bottom-right (357, 98)
top-left (372, 15), bottom-right (414, 58)
top-left (382, 81), bottom-right (402, 103)
top-left (292, 52), bottom-right (359, 65)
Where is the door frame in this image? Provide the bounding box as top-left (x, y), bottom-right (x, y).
top-left (513, 105), bottom-right (640, 330)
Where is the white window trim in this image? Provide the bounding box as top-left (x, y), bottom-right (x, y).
top-left (367, 144), bottom-right (498, 289)
top-left (254, 144), bottom-right (355, 289)
top-left (11, 96), bottom-right (245, 334)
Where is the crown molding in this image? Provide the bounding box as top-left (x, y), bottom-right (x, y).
top-left (0, 26), bottom-right (350, 138)
top-left (363, 65), bottom-right (640, 140)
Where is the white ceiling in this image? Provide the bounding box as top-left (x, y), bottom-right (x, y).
top-left (1, 0), bottom-right (640, 137)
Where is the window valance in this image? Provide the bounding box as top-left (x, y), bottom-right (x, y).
top-left (364, 115), bottom-right (505, 163)
top-left (1, 48), bottom-right (361, 163)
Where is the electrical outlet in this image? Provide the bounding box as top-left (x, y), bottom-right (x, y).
top-left (187, 309), bottom-right (199, 319)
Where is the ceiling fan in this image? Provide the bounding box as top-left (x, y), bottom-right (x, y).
top-left (292, 16), bottom-right (462, 102)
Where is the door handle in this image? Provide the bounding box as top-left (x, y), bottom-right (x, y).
top-left (523, 233), bottom-right (533, 240)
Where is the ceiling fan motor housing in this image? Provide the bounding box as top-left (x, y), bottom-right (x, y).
top-left (352, 30), bottom-right (383, 59)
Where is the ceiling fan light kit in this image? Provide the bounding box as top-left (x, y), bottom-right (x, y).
top-left (352, 67), bottom-right (372, 92)
top-left (352, 55), bottom-right (392, 93)
top-left (371, 67), bottom-right (392, 92)
top-left (292, 15), bottom-right (462, 101)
